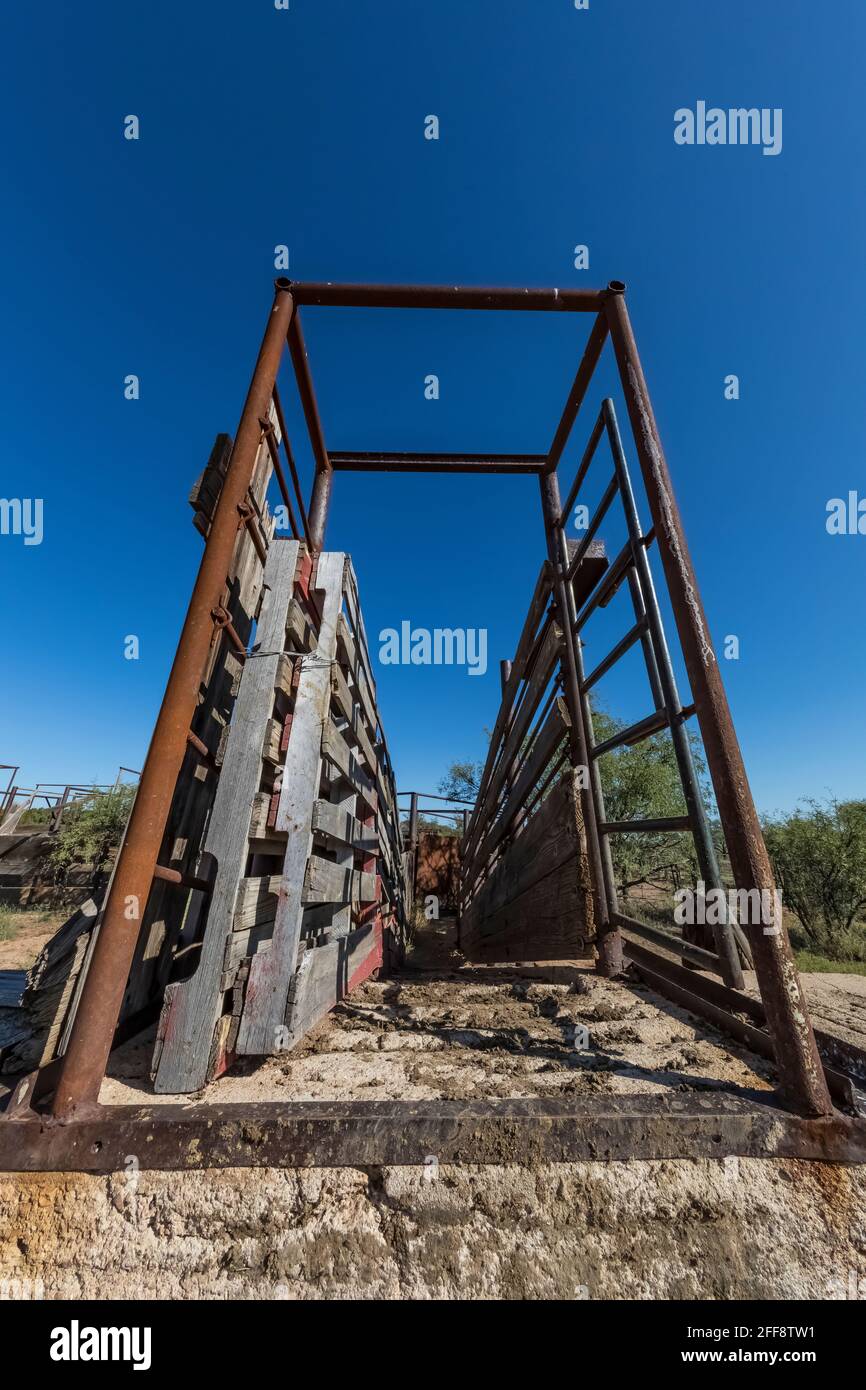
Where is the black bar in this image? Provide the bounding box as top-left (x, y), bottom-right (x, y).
top-left (330, 452), bottom-right (546, 475)
top-left (614, 911), bottom-right (721, 973)
top-left (581, 618), bottom-right (648, 693)
top-left (566, 474), bottom-right (619, 583)
top-left (601, 816), bottom-right (692, 833)
top-left (591, 707), bottom-right (671, 758)
top-left (557, 409), bottom-right (605, 525)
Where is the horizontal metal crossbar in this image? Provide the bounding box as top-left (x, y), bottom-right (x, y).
top-left (329, 452), bottom-right (546, 474)
top-left (591, 707), bottom-right (670, 757)
top-left (601, 816), bottom-right (692, 833)
top-left (581, 618), bottom-right (648, 692)
top-left (614, 910), bottom-right (721, 972)
top-left (1, 1095), bottom-right (863, 1169)
top-left (289, 282), bottom-right (607, 311)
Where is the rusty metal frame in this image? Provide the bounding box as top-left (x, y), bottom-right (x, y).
top-left (3, 1096), bottom-right (865, 1171)
top-left (1, 276), bottom-right (843, 1171)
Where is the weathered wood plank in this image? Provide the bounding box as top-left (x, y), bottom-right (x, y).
top-left (153, 540), bottom-right (302, 1093)
top-left (321, 720), bottom-right (377, 804)
top-left (237, 552), bottom-right (347, 1056)
top-left (466, 619), bottom-right (561, 862)
top-left (462, 775), bottom-right (576, 937)
top-left (303, 855), bottom-right (377, 905)
top-left (311, 798), bottom-right (378, 852)
top-left (283, 921), bottom-right (382, 1048)
top-left (329, 662), bottom-right (377, 769)
top-left (336, 614), bottom-right (378, 737)
top-left (464, 561), bottom-right (552, 851)
top-left (465, 697), bottom-right (570, 885)
top-left (461, 852), bottom-right (593, 963)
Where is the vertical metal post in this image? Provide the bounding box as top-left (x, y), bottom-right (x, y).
top-left (289, 311), bottom-right (332, 553)
top-left (50, 281), bottom-right (296, 1117)
top-left (409, 792), bottom-right (419, 849)
top-left (49, 785), bottom-right (71, 833)
top-left (603, 398), bottom-right (745, 990)
top-left (308, 468), bottom-right (333, 552)
top-left (539, 473), bottom-right (622, 975)
top-left (604, 285), bottom-right (831, 1115)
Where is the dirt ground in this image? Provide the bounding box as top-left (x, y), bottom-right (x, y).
top-left (100, 917), bottom-right (864, 1109)
top-left (0, 908), bottom-right (65, 971)
top-left (2, 918), bottom-right (866, 1300)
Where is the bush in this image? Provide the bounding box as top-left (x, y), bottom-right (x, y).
top-left (763, 798), bottom-right (866, 959)
top-left (46, 785), bottom-right (136, 883)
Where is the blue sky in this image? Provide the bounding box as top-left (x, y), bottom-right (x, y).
top-left (0, 0), bottom-right (863, 816)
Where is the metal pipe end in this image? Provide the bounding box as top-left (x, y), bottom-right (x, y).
top-left (274, 277), bottom-right (293, 292)
top-left (607, 280), bottom-right (627, 295)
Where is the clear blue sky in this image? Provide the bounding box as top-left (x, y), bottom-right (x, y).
top-left (0, 0), bottom-right (863, 817)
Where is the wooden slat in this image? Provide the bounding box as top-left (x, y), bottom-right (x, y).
top-left (342, 563), bottom-right (378, 698)
top-left (461, 852), bottom-right (593, 963)
top-left (303, 854), bottom-right (377, 905)
top-left (464, 561), bottom-right (552, 852)
top-left (153, 539), bottom-right (301, 1093)
top-left (321, 719), bottom-right (377, 804)
top-left (312, 798), bottom-right (378, 852)
top-left (465, 697), bottom-right (571, 883)
top-left (283, 921), bottom-right (382, 1047)
top-left (329, 662), bottom-right (377, 768)
top-left (461, 774), bottom-right (577, 937)
top-left (336, 613), bottom-right (379, 737)
top-left (469, 620), bottom-right (561, 853)
top-left (128, 425), bottom-right (277, 1016)
top-left (237, 551), bottom-right (347, 1057)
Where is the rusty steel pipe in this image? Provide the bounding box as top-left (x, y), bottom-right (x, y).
top-left (603, 284), bottom-right (831, 1117)
top-left (291, 282), bottom-right (606, 312)
top-left (50, 280), bottom-right (296, 1117)
top-left (538, 472), bottom-right (621, 975)
top-left (546, 312), bottom-right (609, 475)
top-left (289, 310), bottom-right (332, 552)
top-left (271, 382), bottom-right (313, 547)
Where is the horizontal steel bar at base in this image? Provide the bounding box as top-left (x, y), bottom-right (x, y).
top-left (0, 1095), bottom-right (864, 1171)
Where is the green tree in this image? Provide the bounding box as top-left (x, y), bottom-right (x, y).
top-left (439, 705), bottom-right (707, 900)
top-left (592, 708), bottom-right (705, 899)
top-left (763, 798), bottom-right (866, 957)
top-left (47, 785), bottom-right (136, 883)
top-left (438, 760), bottom-right (483, 803)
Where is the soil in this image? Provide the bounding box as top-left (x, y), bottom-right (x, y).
top-left (2, 917), bottom-right (865, 1300)
top-left (100, 917), bottom-right (778, 1106)
top-left (0, 909), bottom-right (66, 971)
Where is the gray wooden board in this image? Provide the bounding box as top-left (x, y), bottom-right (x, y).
top-left (461, 775), bottom-right (577, 937)
top-left (461, 854), bottom-right (590, 963)
top-left (237, 551), bottom-right (347, 1056)
top-left (329, 663), bottom-right (377, 770)
top-left (131, 428), bottom-right (276, 1013)
top-left (304, 854), bottom-right (377, 905)
top-left (322, 720), bottom-right (377, 804)
top-left (153, 539), bottom-right (302, 1093)
top-left (465, 561), bottom-right (552, 851)
top-left (284, 923), bottom-right (379, 1047)
top-left (472, 620), bottom-right (561, 843)
top-left (311, 798), bottom-right (378, 852)
top-left (465, 698), bottom-right (570, 884)
top-left (336, 615), bottom-right (378, 738)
